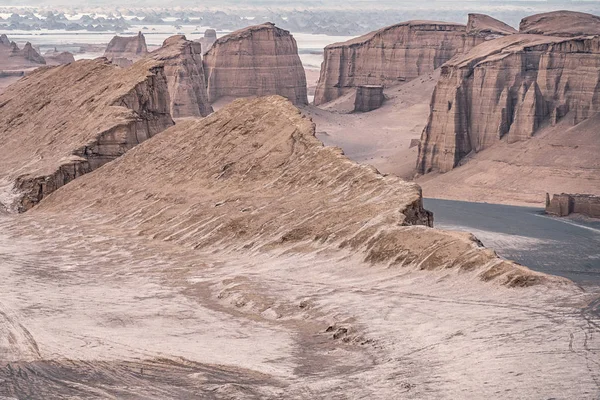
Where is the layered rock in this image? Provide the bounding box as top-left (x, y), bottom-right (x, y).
top-left (37, 96), bottom-right (564, 288)
top-left (354, 85), bottom-right (384, 112)
top-left (520, 11), bottom-right (600, 37)
top-left (417, 34), bottom-right (600, 174)
top-left (546, 194), bottom-right (600, 218)
top-left (0, 58), bottom-right (174, 212)
top-left (314, 18), bottom-right (515, 106)
top-left (149, 35), bottom-right (213, 118)
top-left (104, 31), bottom-right (148, 67)
top-left (44, 48), bottom-right (76, 65)
top-left (195, 28), bottom-right (217, 54)
top-left (203, 23), bottom-right (308, 105)
top-left (467, 13), bottom-right (518, 37)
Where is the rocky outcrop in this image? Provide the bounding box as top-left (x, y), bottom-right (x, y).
top-left (0, 34), bottom-right (10, 47)
top-left (467, 13), bottom-right (518, 37)
top-left (104, 31), bottom-right (148, 67)
top-left (203, 23), bottom-right (308, 105)
top-left (417, 34), bottom-right (600, 174)
top-left (44, 48), bottom-right (76, 65)
top-left (36, 96), bottom-right (566, 288)
top-left (195, 28), bottom-right (217, 54)
top-left (354, 85), bottom-right (384, 112)
top-left (314, 18), bottom-right (515, 106)
top-left (149, 35), bottom-right (213, 118)
top-left (520, 11), bottom-right (600, 37)
top-left (0, 36), bottom-right (46, 69)
top-left (0, 58), bottom-right (174, 212)
top-left (546, 194), bottom-right (600, 218)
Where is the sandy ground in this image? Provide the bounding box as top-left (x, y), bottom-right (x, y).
top-left (0, 213), bottom-right (598, 399)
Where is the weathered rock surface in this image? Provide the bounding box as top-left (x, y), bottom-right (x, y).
top-left (546, 193), bottom-right (600, 218)
top-left (203, 23), bottom-right (308, 105)
top-left (103, 31), bottom-right (148, 67)
top-left (44, 48), bottom-right (76, 65)
top-left (195, 28), bottom-right (217, 54)
top-left (520, 11), bottom-right (600, 37)
top-left (417, 34), bottom-right (600, 174)
top-left (354, 85), bottom-right (384, 112)
top-left (38, 95), bottom-right (564, 288)
top-left (0, 36), bottom-right (46, 69)
top-left (467, 13), bottom-right (518, 37)
top-left (0, 58), bottom-right (174, 212)
top-left (149, 35), bottom-right (213, 118)
top-left (314, 18), bottom-right (514, 106)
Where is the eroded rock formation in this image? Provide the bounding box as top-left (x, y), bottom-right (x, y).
top-left (0, 36), bottom-right (46, 69)
top-left (203, 23), bottom-right (308, 105)
top-left (354, 85), bottom-right (384, 112)
top-left (44, 48), bottom-right (76, 65)
top-left (0, 58), bottom-right (174, 212)
top-left (520, 11), bottom-right (600, 36)
top-left (149, 35), bottom-right (213, 118)
top-left (195, 28), bottom-right (217, 54)
top-left (546, 193), bottom-right (600, 218)
top-left (467, 13), bottom-right (518, 37)
top-left (417, 34), bottom-right (600, 174)
top-left (314, 17), bottom-right (515, 106)
top-left (104, 31), bottom-right (148, 67)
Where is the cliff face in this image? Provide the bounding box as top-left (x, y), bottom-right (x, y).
top-left (150, 35), bottom-right (213, 118)
top-left (0, 58), bottom-right (174, 212)
top-left (104, 32), bottom-right (148, 67)
top-left (520, 11), bottom-right (600, 36)
top-left (195, 28), bottom-right (217, 54)
top-left (203, 23), bottom-right (308, 105)
top-left (546, 193), bottom-right (600, 218)
top-left (314, 18), bottom-right (514, 106)
top-left (417, 35), bottom-right (600, 174)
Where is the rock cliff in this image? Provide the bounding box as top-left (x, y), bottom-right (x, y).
top-left (546, 193), bottom-right (600, 218)
top-left (149, 35), bottom-right (213, 118)
top-left (36, 96), bottom-right (564, 288)
top-left (520, 11), bottom-right (600, 36)
top-left (0, 58), bottom-right (174, 212)
top-left (203, 23), bottom-right (308, 105)
top-left (195, 28), bottom-right (217, 54)
top-left (467, 13), bottom-right (518, 37)
top-left (104, 31), bottom-right (148, 67)
top-left (417, 34), bottom-right (600, 174)
top-left (314, 17), bottom-right (514, 106)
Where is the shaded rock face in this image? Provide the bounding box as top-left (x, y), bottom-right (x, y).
top-left (520, 11), bottom-right (600, 36)
top-left (0, 34), bottom-right (10, 47)
top-left (195, 28), bottom-right (217, 54)
top-left (417, 35), bottom-right (600, 174)
top-left (203, 23), bottom-right (308, 105)
top-left (546, 194), bottom-right (600, 218)
top-left (314, 19), bottom-right (514, 106)
top-left (0, 58), bottom-right (174, 212)
top-left (44, 48), bottom-right (76, 65)
top-left (354, 85), bottom-right (384, 112)
top-left (104, 31), bottom-right (148, 67)
top-left (149, 35), bottom-right (213, 118)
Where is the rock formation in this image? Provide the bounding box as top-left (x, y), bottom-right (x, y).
top-left (0, 34), bottom-right (10, 47)
top-left (546, 194), bottom-right (600, 218)
top-left (44, 48), bottom-right (76, 65)
top-left (149, 35), bottom-right (213, 118)
top-left (520, 11), bottom-right (600, 36)
top-left (104, 31), bottom-right (148, 67)
top-left (0, 58), bottom-right (174, 212)
top-left (467, 13), bottom-right (518, 37)
top-left (417, 34), bottom-right (600, 174)
top-left (314, 17), bottom-right (515, 106)
top-left (354, 85), bottom-right (384, 112)
top-left (203, 23), bottom-right (308, 105)
top-left (195, 28), bottom-right (217, 54)
top-left (0, 36), bottom-right (46, 69)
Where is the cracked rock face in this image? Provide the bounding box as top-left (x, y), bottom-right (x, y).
top-left (519, 10), bottom-right (600, 36)
top-left (149, 35), bottom-right (213, 118)
top-left (0, 58), bottom-right (174, 212)
top-left (417, 34), bottom-right (600, 174)
top-left (314, 17), bottom-right (515, 106)
top-left (103, 31), bottom-right (148, 67)
top-left (203, 23), bottom-right (308, 105)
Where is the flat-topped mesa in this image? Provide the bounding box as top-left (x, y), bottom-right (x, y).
top-left (203, 23), bottom-right (308, 105)
top-left (314, 18), bottom-right (515, 106)
top-left (417, 35), bottom-right (600, 174)
top-left (467, 13), bottom-right (518, 37)
top-left (195, 28), bottom-right (217, 54)
top-left (520, 11), bottom-right (600, 36)
top-left (0, 58), bottom-right (174, 212)
top-left (35, 96), bottom-right (567, 288)
top-left (149, 35), bottom-right (213, 118)
top-left (44, 48), bottom-right (76, 65)
top-left (546, 193), bottom-right (600, 218)
top-left (104, 31), bottom-right (148, 67)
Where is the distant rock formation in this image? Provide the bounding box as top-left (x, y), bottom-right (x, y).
top-left (520, 11), bottom-right (600, 36)
top-left (104, 31), bottom-right (148, 67)
top-left (417, 34), bottom-right (600, 174)
top-left (44, 48), bottom-right (76, 65)
top-left (0, 34), bottom-right (11, 47)
top-left (0, 35), bottom-right (46, 69)
top-left (36, 96), bottom-right (561, 287)
top-left (195, 28), bottom-right (217, 54)
top-left (314, 17), bottom-right (515, 106)
top-left (203, 23), bottom-right (308, 105)
top-left (0, 58), bottom-right (174, 212)
top-left (546, 194), bottom-right (600, 218)
top-left (149, 35), bottom-right (213, 118)
top-left (354, 85), bottom-right (384, 112)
